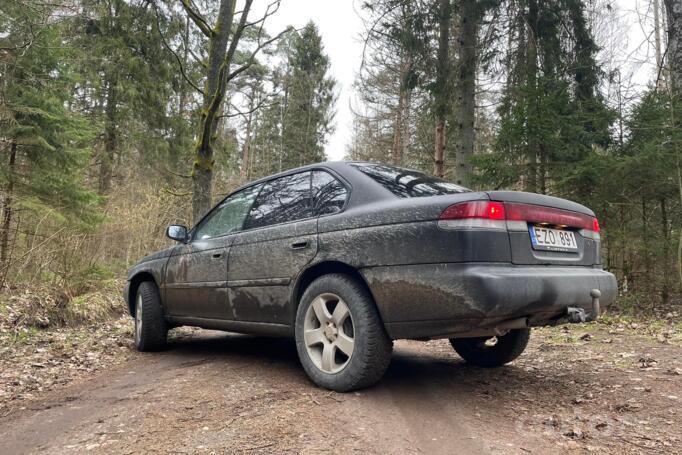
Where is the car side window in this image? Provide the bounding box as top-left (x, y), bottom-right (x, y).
top-left (244, 171), bottom-right (312, 230)
top-left (193, 184), bottom-right (262, 240)
top-left (312, 171), bottom-right (347, 216)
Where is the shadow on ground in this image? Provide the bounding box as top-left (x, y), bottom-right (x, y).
top-left (163, 330), bottom-right (573, 398)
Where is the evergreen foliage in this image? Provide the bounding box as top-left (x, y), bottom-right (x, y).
top-left (0, 0), bottom-right (679, 307)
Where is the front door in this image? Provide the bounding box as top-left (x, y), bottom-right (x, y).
top-left (164, 184), bottom-right (262, 319)
top-left (227, 171), bottom-right (318, 324)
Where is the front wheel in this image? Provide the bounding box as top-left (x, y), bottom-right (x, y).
top-left (134, 281), bottom-right (168, 351)
top-left (449, 328), bottom-right (530, 367)
top-left (295, 274), bottom-right (393, 392)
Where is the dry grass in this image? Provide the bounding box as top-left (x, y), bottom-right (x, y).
top-left (0, 279), bottom-right (126, 334)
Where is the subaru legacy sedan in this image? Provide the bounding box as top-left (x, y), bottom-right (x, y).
top-left (124, 162), bottom-right (617, 391)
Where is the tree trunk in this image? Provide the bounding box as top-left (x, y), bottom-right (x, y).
top-left (662, 0), bottom-right (682, 292)
top-left (661, 198), bottom-right (670, 304)
top-left (677, 156), bottom-right (682, 292)
top-left (191, 0), bottom-right (237, 223)
top-left (642, 196), bottom-right (651, 287)
top-left (403, 82), bottom-right (412, 161)
top-left (434, 119), bottom-right (446, 177)
top-left (392, 78), bottom-right (405, 166)
top-left (99, 80), bottom-right (117, 194)
top-left (433, 0), bottom-right (451, 178)
top-left (525, 0), bottom-right (539, 193)
top-left (168, 15), bottom-right (191, 180)
top-left (0, 140), bottom-right (17, 272)
top-left (241, 100), bottom-right (254, 180)
top-left (665, 0), bottom-right (682, 94)
top-left (455, 0), bottom-right (477, 186)
top-left (656, 0), bottom-right (663, 74)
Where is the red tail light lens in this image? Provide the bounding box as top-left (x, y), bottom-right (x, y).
top-left (504, 202), bottom-right (595, 231)
top-left (440, 201), bottom-right (506, 220)
top-left (592, 217), bottom-right (600, 233)
top-left (439, 200), bottom-right (600, 233)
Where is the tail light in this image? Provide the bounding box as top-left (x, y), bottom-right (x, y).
top-left (438, 201), bottom-right (507, 230)
top-left (439, 200), bottom-right (600, 240)
top-left (592, 218), bottom-right (600, 233)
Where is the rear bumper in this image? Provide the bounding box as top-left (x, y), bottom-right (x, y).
top-left (360, 263), bottom-right (617, 340)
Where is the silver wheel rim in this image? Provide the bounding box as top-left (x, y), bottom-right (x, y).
top-left (304, 293), bottom-right (355, 374)
top-left (135, 294), bottom-right (143, 342)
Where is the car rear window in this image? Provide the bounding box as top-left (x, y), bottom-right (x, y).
top-left (351, 163), bottom-right (469, 198)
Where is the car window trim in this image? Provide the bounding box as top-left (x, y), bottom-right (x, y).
top-left (189, 183), bottom-right (263, 242)
top-left (239, 168), bottom-right (352, 233)
top-left (311, 169), bottom-right (351, 218)
top-left (189, 165), bottom-right (354, 239)
top-left (242, 170), bottom-right (314, 231)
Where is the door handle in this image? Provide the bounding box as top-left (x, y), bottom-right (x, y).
top-left (212, 252), bottom-right (223, 259)
top-left (290, 240), bottom-right (309, 250)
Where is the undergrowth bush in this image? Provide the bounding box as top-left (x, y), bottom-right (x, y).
top-left (0, 279), bottom-right (125, 331)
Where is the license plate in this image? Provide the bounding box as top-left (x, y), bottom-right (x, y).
top-left (529, 225), bottom-right (578, 252)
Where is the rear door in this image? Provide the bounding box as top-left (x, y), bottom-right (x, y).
top-left (164, 185), bottom-right (261, 319)
top-left (227, 171), bottom-right (318, 324)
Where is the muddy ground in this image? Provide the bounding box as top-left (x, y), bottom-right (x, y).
top-left (0, 316), bottom-right (680, 454)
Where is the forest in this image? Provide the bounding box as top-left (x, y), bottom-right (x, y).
top-left (1, 0), bottom-right (681, 314)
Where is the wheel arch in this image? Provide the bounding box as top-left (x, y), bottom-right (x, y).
top-left (291, 261), bottom-right (380, 324)
top-left (127, 271), bottom-right (158, 316)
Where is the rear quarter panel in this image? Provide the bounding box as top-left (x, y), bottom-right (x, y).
top-left (315, 192), bottom-right (511, 267)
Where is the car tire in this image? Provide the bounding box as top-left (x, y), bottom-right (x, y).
top-left (295, 274), bottom-right (393, 392)
top-left (134, 281), bottom-right (168, 352)
top-left (449, 328), bottom-right (530, 367)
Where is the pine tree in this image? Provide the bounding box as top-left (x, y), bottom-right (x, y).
top-left (280, 23), bottom-right (337, 168)
top-left (73, 0), bottom-right (178, 193)
top-left (475, 0), bottom-right (614, 195)
top-left (0, 2), bottom-right (100, 272)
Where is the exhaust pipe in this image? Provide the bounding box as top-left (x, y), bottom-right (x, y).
top-left (566, 289), bottom-right (601, 323)
top-left (443, 317), bottom-right (529, 339)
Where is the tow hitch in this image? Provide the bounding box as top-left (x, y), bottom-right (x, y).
top-left (566, 289), bottom-right (601, 323)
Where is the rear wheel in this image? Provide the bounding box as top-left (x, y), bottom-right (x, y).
top-left (295, 274), bottom-right (393, 392)
top-left (449, 328), bottom-right (530, 367)
top-left (134, 281), bottom-right (168, 351)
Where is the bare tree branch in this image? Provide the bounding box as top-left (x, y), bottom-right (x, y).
top-left (227, 27), bottom-right (291, 82)
top-left (153, 2), bottom-right (205, 96)
top-left (179, 0), bottom-right (213, 38)
top-left (223, 0), bottom-right (255, 77)
top-left (242, 0), bottom-right (281, 29)
top-left (220, 96), bottom-right (280, 120)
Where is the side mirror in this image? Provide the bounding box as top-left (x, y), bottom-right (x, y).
top-left (166, 225), bottom-right (188, 242)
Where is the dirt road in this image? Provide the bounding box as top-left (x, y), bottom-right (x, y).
top-left (1, 324), bottom-right (681, 454)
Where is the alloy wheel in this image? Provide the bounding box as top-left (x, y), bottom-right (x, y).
top-left (303, 293), bottom-right (355, 374)
top-left (135, 293), bottom-right (143, 342)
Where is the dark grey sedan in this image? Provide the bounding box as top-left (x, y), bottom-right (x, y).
top-left (124, 162), bottom-right (617, 391)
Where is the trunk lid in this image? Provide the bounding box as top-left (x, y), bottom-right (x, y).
top-left (486, 191), bottom-right (601, 266)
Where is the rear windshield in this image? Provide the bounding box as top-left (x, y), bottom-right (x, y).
top-left (351, 163), bottom-right (469, 198)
